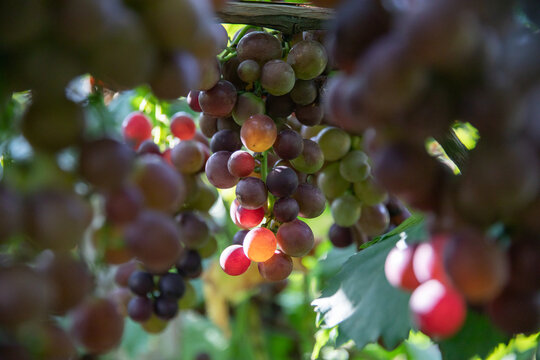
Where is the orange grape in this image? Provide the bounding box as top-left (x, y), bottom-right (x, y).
top-left (240, 114), bottom-right (277, 152)
top-left (243, 227), bottom-right (277, 262)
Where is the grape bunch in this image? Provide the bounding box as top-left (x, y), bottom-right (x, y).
top-left (325, 0), bottom-right (540, 339)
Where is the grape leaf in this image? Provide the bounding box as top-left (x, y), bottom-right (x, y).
top-left (438, 310), bottom-right (508, 360)
top-left (312, 214), bottom-right (426, 350)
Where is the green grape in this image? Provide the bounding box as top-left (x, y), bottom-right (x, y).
top-left (232, 92), bottom-right (265, 125)
top-left (331, 193), bottom-right (362, 227)
top-left (316, 127), bottom-right (351, 161)
top-left (317, 163), bottom-right (350, 199)
top-left (291, 139), bottom-right (324, 174)
top-left (353, 177), bottom-right (388, 205)
top-left (339, 150), bottom-right (370, 182)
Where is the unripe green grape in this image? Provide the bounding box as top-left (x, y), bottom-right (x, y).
top-left (316, 127), bottom-right (351, 161)
top-left (317, 163), bottom-right (350, 199)
top-left (291, 139), bottom-right (324, 174)
top-left (261, 60), bottom-right (296, 96)
top-left (331, 193), bottom-right (362, 227)
top-left (339, 150), bottom-right (370, 182)
top-left (232, 92), bottom-right (265, 126)
top-left (353, 177), bottom-right (388, 205)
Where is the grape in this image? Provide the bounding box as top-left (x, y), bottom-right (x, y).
top-left (158, 273), bottom-right (185, 299)
top-left (25, 189), bottom-right (92, 251)
top-left (149, 52), bottom-right (199, 100)
top-left (488, 289), bottom-right (540, 335)
top-left (217, 116), bottom-right (241, 132)
top-left (293, 183), bottom-right (326, 218)
top-left (205, 151), bottom-right (240, 189)
top-left (134, 155), bottom-right (186, 212)
top-left (328, 224), bottom-right (353, 248)
top-left (198, 236), bottom-right (217, 259)
top-left (295, 102), bottom-right (324, 126)
top-left (79, 138), bottom-right (135, 189)
top-left (234, 204), bottom-right (265, 228)
top-left (192, 57), bottom-right (219, 90)
top-left (507, 238), bottom-right (540, 292)
top-left (122, 111), bottom-right (153, 149)
top-left (261, 60), bottom-right (296, 96)
top-left (316, 127), bottom-right (351, 161)
top-left (385, 242), bottom-right (420, 291)
top-left (213, 22), bottom-right (229, 53)
top-left (199, 80), bottom-right (238, 117)
top-left (114, 261), bottom-right (138, 288)
top-left (409, 280), bottom-right (466, 339)
top-left (386, 196), bottom-right (412, 227)
top-left (331, 193), bottom-right (362, 227)
top-left (287, 40), bottom-right (328, 80)
top-left (124, 211), bottom-right (183, 273)
top-left (237, 59), bottom-right (261, 83)
top-left (273, 129), bottom-right (304, 160)
top-left (266, 94), bottom-right (295, 119)
top-left (176, 250), bottom-right (202, 279)
top-left (276, 219), bottom-right (314, 257)
top-left (70, 298), bottom-right (124, 354)
top-left (22, 97), bottom-right (85, 152)
top-left (37, 253), bottom-right (93, 315)
top-left (240, 114), bottom-right (277, 152)
top-left (233, 230), bottom-right (249, 245)
top-left (210, 129), bottom-right (242, 153)
top-left (127, 296), bottom-right (153, 322)
top-left (243, 227), bottom-right (278, 262)
top-left (300, 124), bottom-right (326, 139)
top-left (236, 31), bottom-right (282, 65)
top-left (170, 112), bottom-right (196, 140)
top-left (317, 162), bottom-right (350, 199)
top-left (142, 314), bottom-right (169, 334)
top-left (37, 322), bottom-right (77, 360)
top-left (444, 231), bottom-right (509, 303)
top-left (105, 185), bottom-right (143, 225)
top-left (176, 212), bottom-right (210, 249)
top-left (358, 203), bottom-right (390, 237)
top-left (199, 114), bottom-right (218, 138)
top-left (0, 186), bottom-right (22, 243)
top-left (154, 296), bottom-right (178, 320)
top-left (220, 245), bottom-right (251, 276)
top-left (92, 224), bottom-right (132, 265)
top-left (232, 92), bottom-right (265, 126)
top-left (236, 177), bottom-right (268, 210)
top-left (413, 234), bottom-right (451, 285)
top-left (0, 265), bottom-right (53, 327)
top-left (228, 151), bottom-right (256, 178)
top-left (258, 251), bottom-right (293, 281)
top-left (273, 197), bottom-right (300, 223)
top-left (353, 177), bottom-right (388, 206)
top-left (339, 150), bottom-right (370, 182)
top-left (188, 182), bottom-right (218, 212)
top-left (221, 55), bottom-right (246, 90)
top-left (290, 79), bottom-right (318, 105)
top-left (128, 270), bottom-right (155, 297)
top-left (266, 166), bottom-right (299, 198)
top-left (138, 140), bottom-right (161, 155)
top-left (187, 90), bottom-right (202, 112)
top-left (290, 139), bottom-right (324, 174)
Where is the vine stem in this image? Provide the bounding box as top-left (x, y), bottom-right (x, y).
top-left (261, 150), bottom-right (268, 182)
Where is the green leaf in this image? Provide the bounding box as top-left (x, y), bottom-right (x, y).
top-left (439, 311), bottom-right (508, 360)
top-left (312, 215), bottom-right (426, 350)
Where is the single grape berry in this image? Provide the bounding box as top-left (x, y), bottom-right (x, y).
top-left (243, 227), bottom-right (278, 262)
top-left (233, 230), bottom-right (249, 245)
top-left (127, 296), bottom-right (153, 323)
top-left (276, 219), bottom-right (314, 257)
top-left (128, 271), bottom-right (155, 297)
top-left (187, 91), bottom-right (202, 112)
top-left (235, 205), bottom-right (265, 228)
top-left (413, 234), bottom-right (451, 285)
top-left (266, 166), bottom-right (299, 198)
top-left (258, 250), bottom-right (293, 281)
top-left (122, 112), bottom-right (153, 149)
top-left (158, 273), bottom-right (185, 299)
top-left (384, 241), bottom-right (420, 291)
top-left (328, 224), bottom-right (353, 248)
top-left (228, 151), bottom-right (256, 178)
top-left (170, 112), bottom-right (196, 140)
top-left (176, 250), bottom-right (203, 279)
top-left (220, 245), bottom-right (251, 276)
top-left (154, 296), bottom-right (179, 320)
top-left (273, 197), bottom-right (300, 223)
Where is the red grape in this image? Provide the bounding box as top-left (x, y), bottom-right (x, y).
top-left (170, 112), bottom-right (196, 140)
top-left (385, 242), bottom-right (420, 291)
top-left (220, 245), bottom-right (251, 276)
top-left (122, 111), bottom-right (153, 149)
top-left (228, 151), bottom-right (256, 178)
top-left (258, 250), bottom-right (293, 281)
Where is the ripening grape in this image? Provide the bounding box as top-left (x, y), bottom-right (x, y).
top-left (237, 59), bottom-right (261, 83)
top-left (266, 166), bottom-right (299, 198)
top-left (220, 245), bottom-right (251, 276)
top-left (273, 129), bottom-right (304, 160)
top-left (409, 280), bottom-right (466, 339)
top-left (206, 151), bottom-right (240, 189)
top-left (170, 112), bottom-right (196, 140)
top-left (293, 183), bottom-right (326, 218)
top-left (187, 90), bottom-right (202, 112)
top-left (236, 31), bottom-right (282, 65)
top-left (331, 193), bottom-right (362, 227)
top-left (196, 58), bottom-right (221, 91)
top-left (353, 177), bottom-right (388, 205)
top-left (317, 162), bottom-right (350, 199)
top-left (199, 113), bottom-right (218, 138)
top-left (124, 211), bottom-right (183, 273)
top-left (266, 94), bottom-right (295, 119)
top-left (105, 185), bottom-right (143, 225)
top-left (199, 80), bottom-right (238, 117)
top-left (142, 314), bottom-right (168, 334)
top-left (240, 114), bottom-right (277, 152)
top-left (287, 40), bottom-right (328, 80)
top-left (210, 129), bottom-right (242, 153)
top-left (236, 177), bottom-right (268, 210)
top-left (316, 127), bottom-right (351, 161)
top-left (258, 250), bottom-right (293, 281)
top-left (114, 261), bottom-right (138, 288)
top-left (273, 197), bottom-right (300, 223)
top-left (328, 224), bottom-right (354, 248)
top-left (295, 102), bottom-right (324, 126)
top-left (358, 203), bottom-right (390, 237)
top-left (217, 116), bottom-right (241, 132)
top-left (232, 92), bottom-right (265, 126)
top-left (261, 60), bottom-right (296, 96)
top-left (339, 150), bottom-right (370, 182)
top-left (122, 111), bottom-right (153, 149)
top-left (276, 219), bottom-right (314, 257)
top-left (444, 231), bottom-right (509, 303)
top-left (154, 296), bottom-right (179, 320)
top-left (138, 140), bottom-right (161, 156)
top-left (176, 250), bottom-right (203, 279)
top-left (235, 204), bottom-right (265, 228)
top-left (176, 212), bottom-right (210, 249)
top-left (385, 242), bottom-right (421, 291)
top-left (243, 227), bottom-right (278, 262)
top-left (413, 234), bottom-right (451, 285)
top-left (149, 52), bottom-right (199, 100)
top-left (290, 79), bottom-right (318, 105)
top-left (79, 138), bottom-right (135, 189)
top-left (171, 140), bottom-right (206, 174)
top-left (127, 296), bottom-right (153, 322)
top-left (291, 139), bottom-right (324, 174)
top-left (228, 151), bottom-right (256, 178)
top-left (70, 298), bottom-right (124, 354)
